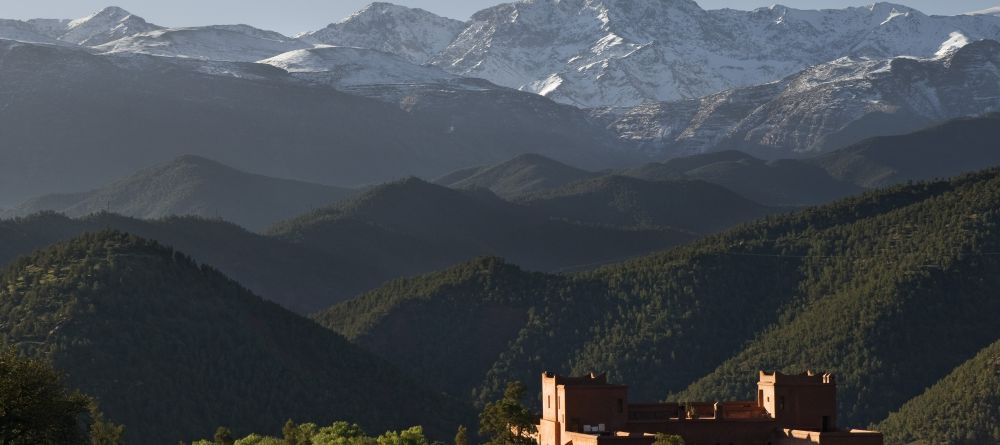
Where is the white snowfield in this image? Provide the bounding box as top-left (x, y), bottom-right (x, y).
top-left (259, 46), bottom-right (459, 88)
top-left (95, 25), bottom-right (311, 62)
top-left (2, 1), bottom-right (999, 109)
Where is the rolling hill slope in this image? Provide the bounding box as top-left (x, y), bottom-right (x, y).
top-left (814, 113), bottom-right (1000, 188)
top-left (0, 231), bottom-right (472, 445)
top-left (624, 151), bottom-right (862, 207)
top-left (518, 175), bottom-right (776, 232)
top-left (267, 177), bottom-right (703, 275)
top-left (0, 213), bottom-right (379, 314)
top-left (3, 155), bottom-right (356, 232)
top-left (878, 338), bottom-right (1000, 445)
top-left (434, 154), bottom-right (600, 199)
top-left (316, 166), bottom-right (1000, 434)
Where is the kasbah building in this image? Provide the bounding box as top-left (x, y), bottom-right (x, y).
top-left (535, 371), bottom-right (883, 445)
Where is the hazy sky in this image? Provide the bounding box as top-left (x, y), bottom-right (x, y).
top-left (5, 1), bottom-right (998, 35)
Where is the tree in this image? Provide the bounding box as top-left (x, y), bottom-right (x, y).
top-left (454, 425), bottom-right (468, 445)
top-left (479, 381), bottom-right (537, 445)
top-left (0, 347), bottom-right (91, 445)
top-left (283, 420), bottom-right (301, 445)
top-left (651, 434), bottom-right (685, 445)
top-left (88, 403), bottom-right (125, 445)
top-left (215, 427), bottom-right (235, 445)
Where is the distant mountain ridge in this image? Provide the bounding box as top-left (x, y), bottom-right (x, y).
top-left (4, 2), bottom-right (1000, 110)
top-left (2, 155), bottom-right (356, 232)
top-left (597, 39), bottom-right (1000, 157)
top-left (434, 154), bottom-right (601, 199)
top-left (429, 1), bottom-right (1000, 107)
top-left (0, 38), bottom-right (628, 207)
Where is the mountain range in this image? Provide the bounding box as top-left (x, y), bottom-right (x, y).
top-left (3, 2), bottom-right (998, 109)
top-left (0, 169), bottom-right (773, 313)
top-left (429, 1), bottom-right (1000, 107)
top-left (0, 38), bottom-right (627, 208)
top-left (1, 155), bottom-right (356, 232)
top-left (435, 113), bottom-right (1000, 207)
top-left (596, 39), bottom-right (1000, 157)
top-left (1, 3), bottom-right (1000, 444)
top-left (316, 165), bottom-right (1000, 440)
top-left (0, 2), bottom-right (998, 205)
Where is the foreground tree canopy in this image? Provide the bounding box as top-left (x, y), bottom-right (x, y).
top-left (0, 348), bottom-right (123, 445)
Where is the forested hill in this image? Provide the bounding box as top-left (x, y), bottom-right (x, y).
top-left (0, 231), bottom-right (472, 445)
top-left (878, 338), bottom-right (1000, 445)
top-left (317, 167), bottom-right (1000, 441)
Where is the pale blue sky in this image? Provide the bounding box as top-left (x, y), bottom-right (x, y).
top-left (5, 1), bottom-right (998, 35)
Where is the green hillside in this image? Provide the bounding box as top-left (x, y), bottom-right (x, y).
top-left (878, 338), bottom-right (1000, 445)
top-left (317, 167), bottom-right (1000, 431)
top-left (0, 213), bottom-right (378, 313)
top-left (673, 168), bottom-right (1000, 427)
top-left (0, 231), bottom-right (471, 444)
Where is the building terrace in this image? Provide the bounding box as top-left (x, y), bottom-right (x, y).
top-left (536, 371), bottom-right (882, 445)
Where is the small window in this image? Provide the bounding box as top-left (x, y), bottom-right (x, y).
top-left (548, 395), bottom-right (551, 409)
top-left (557, 396), bottom-right (560, 409)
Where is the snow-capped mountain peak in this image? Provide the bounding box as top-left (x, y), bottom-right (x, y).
top-left (299, 3), bottom-right (466, 64)
top-left (59, 6), bottom-right (162, 46)
top-left (95, 24), bottom-right (311, 62)
top-left (430, 0), bottom-right (1000, 107)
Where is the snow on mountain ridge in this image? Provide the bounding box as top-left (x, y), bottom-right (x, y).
top-left (58, 6), bottom-right (162, 46)
top-left (299, 2), bottom-right (465, 64)
top-left (430, 0), bottom-right (1000, 107)
top-left (598, 39), bottom-right (1000, 157)
top-left (259, 46), bottom-right (460, 88)
top-left (95, 25), bottom-right (310, 62)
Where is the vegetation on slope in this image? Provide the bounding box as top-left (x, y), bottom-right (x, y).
top-left (0, 213), bottom-right (375, 313)
top-left (0, 231), bottom-right (472, 444)
top-left (317, 167), bottom-right (1000, 433)
top-left (878, 338), bottom-right (1000, 445)
top-left (668, 169), bottom-right (1000, 427)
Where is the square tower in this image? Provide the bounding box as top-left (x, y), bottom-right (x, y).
top-left (758, 371), bottom-right (838, 432)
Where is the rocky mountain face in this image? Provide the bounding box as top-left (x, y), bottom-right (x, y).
top-left (299, 2), bottom-right (466, 64)
top-left (430, 0), bottom-right (1000, 107)
top-left (5, 2), bottom-right (1000, 112)
top-left (30, 6), bottom-right (162, 46)
top-left (597, 40), bottom-right (1000, 157)
top-left (259, 46), bottom-right (462, 89)
top-left (94, 24), bottom-right (310, 62)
